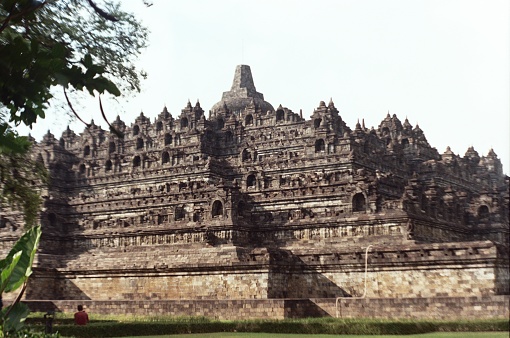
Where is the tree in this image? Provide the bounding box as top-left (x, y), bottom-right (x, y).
top-left (0, 0), bottom-right (148, 226)
top-left (0, 136), bottom-right (46, 229)
top-left (0, 0), bottom-right (148, 148)
top-left (0, 2), bottom-right (147, 334)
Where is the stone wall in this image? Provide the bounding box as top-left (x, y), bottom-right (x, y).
top-left (26, 270), bottom-right (271, 300)
top-left (318, 296), bottom-right (510, 320)
top-left (24, 264), bottom-right (501, 301)
top-left (24, 295), bottom-right (509, 320)
top-left (286, 241), bottom-right (505, 298)
top-left (273, 266), bottom-right (500, 299)
top-left (19, 240), bottom-right (505, 302)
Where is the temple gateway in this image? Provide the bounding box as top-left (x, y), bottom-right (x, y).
top-left (1, 65), bottom-right (508, 319)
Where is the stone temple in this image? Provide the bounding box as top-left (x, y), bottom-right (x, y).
top-left (1, 65), bottom-right (509, 319)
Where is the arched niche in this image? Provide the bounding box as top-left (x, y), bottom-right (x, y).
top-left (245, 114), bottom-right (253, 125)
top-left (162, 151), bottom-right (170, 164)
top-left (136, 138), bottom-right (144, 150)
top-left (352, 193), bottom-right (366, 212)
top-left (180, 117), bottom-right (189, 128)
top-left (211, 200), bottom-right (223, 218)
top-left (246, 174), bottom-right (256, 188)
top-left (133, 155), bottom-right (141, 167)
top-left (478, 205), bottom-right (489, 220)
top-left (381, 127), bottom-right (390, 137)
top-left (156, 121), bottom-right (163, 132)
top-left (276, 109), bottom-right (284, 122)
top-left (174, 206), bottom-right (185, 221)
top-left (164, 133), bottom-right (172, 145)
top-left (315, 139), bottom-right (325, 153)
top-left (242, 149), bottom-right (251, 162)
top-left (109, 141), bottom-right (116, 154)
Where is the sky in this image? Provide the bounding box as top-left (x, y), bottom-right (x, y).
top-left (18, 0), bottom-right (510, 174)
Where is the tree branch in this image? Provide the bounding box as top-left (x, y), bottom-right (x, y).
top-left (86, 0), bottom-right (119, 22)
top-left (0, 1), bottom-right (47, 34)
top-left (99, 95), bottom-right (123, 138)
top-left (63, 87), bottom-right (91, 129)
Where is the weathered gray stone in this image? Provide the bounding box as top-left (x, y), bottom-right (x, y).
top-left (1, 65), bottom-right (508, 319)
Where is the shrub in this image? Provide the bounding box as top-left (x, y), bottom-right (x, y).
top-left (26, 316), bottom-right (510, 337)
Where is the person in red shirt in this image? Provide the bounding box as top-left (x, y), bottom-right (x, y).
top-left (74, 305), bottom-right (89, 325)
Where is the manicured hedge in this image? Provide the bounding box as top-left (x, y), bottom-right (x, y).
top-left (27, 317), bottom-right (509, 337)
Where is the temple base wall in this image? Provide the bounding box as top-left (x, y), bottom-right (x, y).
top-left (24, 296), bottom-right (509, 320)
top-left (23, 260), bottom-right (504, 301)
top-left (25, 270), bottom-right (271, 300)
top-left (270, 265), bottom-right (501, 298)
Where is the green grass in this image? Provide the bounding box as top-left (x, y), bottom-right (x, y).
top-left (120, 333), bottom-right (509, 338)
top-left (26, 313), bottom-right (509, 338)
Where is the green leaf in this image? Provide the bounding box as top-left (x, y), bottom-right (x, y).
top-left (92, 76), bottom-right (121, 96)
top-left (2, 226), bottom-right (41, 293)
top-left (1, 302), bottom-right (30, 334)
top-left (50, 42), bottom-right (67, 58)
top-left (0, 126), bottom-right (31, 155)
top-left (0, 251), bottom-right (22, 295)
top-left (82, 53), bottom-right (93, 68)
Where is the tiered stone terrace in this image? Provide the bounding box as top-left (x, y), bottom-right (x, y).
top-left (1, 65), bottom-right (508, 319)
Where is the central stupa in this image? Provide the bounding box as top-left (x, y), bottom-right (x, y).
top-left (211, 65), bottom-right (274, 114)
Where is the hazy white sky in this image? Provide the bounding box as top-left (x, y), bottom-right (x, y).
top-left (20, 0), bottom-right (510, 173)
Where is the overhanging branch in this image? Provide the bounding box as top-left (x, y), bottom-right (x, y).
top-left (86, 0), bottom-right (119, 22)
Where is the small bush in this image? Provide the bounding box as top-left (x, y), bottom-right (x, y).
top-left (26, 316), bottom-right (509, 337)
top-left (9, 328), bottom-right (61, 338)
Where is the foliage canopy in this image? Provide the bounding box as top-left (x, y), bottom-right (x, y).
top-left (0, 0), bottom-right (148, 226)
top-left (0, 0), bottom-right (148, 149)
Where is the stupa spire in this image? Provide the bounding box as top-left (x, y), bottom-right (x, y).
top-left (211, 65), bottom-right (274, 113)
top-left (231, 65), bottom-right (257, 94)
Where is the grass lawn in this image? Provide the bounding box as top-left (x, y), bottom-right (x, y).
top-left (27, 313), bottom-right (507, 337)
top-left (124, 333), bottom-right (509, 338)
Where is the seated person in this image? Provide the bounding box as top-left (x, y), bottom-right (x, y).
top-left (74, 305), bottom-right (89, 325)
